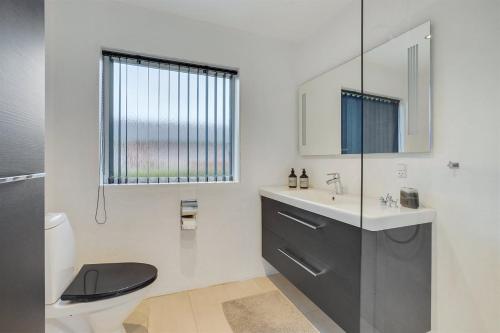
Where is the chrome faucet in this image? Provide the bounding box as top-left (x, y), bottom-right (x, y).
top-left (380, 193), bottom-right (399, 208)
top-left (326, 173), bottom-right (343, 195)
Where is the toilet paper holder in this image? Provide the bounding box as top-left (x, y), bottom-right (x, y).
top-left (181, 200), bottom-right (198, 230)
top-left (181, 200), bottom-right (198, 217)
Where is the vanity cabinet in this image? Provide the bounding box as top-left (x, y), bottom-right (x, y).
top-left (262, 197), bottom-right (362, 333)
top-left (261, 197), bottom-right (432, 333)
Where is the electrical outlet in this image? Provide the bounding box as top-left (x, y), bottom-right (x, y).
top-left (396, 163), bottom-right (408, 178)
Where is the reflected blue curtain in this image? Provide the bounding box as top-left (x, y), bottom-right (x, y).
top-left (341, 91), bottom-right (399, 154)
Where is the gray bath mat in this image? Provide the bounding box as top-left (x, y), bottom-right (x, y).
top-left (222, 290), bottom-right (319, 333)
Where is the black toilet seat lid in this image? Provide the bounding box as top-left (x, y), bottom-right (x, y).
top-left (61, 262), bottom-right (157, 302)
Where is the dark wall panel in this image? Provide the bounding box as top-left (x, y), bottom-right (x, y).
top-left (0, 0), bottom-right (45, 177)
top-left (0, 178), bottom-right (44, 333)
top-left (0, 0), bottom-right (45, 332)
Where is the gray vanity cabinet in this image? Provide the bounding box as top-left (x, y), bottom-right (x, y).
top-left (361, 223), bottom-right (432, 333)
top-left (261, 197), bottom-right (432, 333)
top-left (262, 197), bottom-right (362, 333)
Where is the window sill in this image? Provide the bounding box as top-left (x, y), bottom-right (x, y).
top-left (102, 180), bottom-right (240, 187)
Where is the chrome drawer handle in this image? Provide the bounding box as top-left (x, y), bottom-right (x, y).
top-left (277, 248), bottom-right (323, 277)
top-left (277, 211), bottom-right (323, 230)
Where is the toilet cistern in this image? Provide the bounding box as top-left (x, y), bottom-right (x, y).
top-left (326, 173), bottom-right (343, 195)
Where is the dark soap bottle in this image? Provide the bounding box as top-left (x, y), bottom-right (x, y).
top-left (288, 168), bottom-right (297, 188)
top-left (299, 169), bottom-right (309, 189)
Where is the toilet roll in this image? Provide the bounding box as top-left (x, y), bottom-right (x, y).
top-left (181, 205), bottom-right (198, 217)
top-left (181, 217), bottom-right (197, 230)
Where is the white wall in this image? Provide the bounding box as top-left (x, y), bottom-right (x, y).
top-left (46, 0), bottom-right (500, 331)
top-left (45, 0), bottom-right (295, 296)
top-left (293, 0), bottom-right (500, 332)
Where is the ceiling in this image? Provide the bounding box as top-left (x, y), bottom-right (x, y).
top-left (115, 0), bottom-right (353, 43)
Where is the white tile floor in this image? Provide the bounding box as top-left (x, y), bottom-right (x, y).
top-left (124, 274), bottom-right (345, 333)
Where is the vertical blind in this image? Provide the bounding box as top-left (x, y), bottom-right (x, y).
top-left (341, 90), bottom-right (400, 154)
top-left (101, 51), bottom-right (239, 184)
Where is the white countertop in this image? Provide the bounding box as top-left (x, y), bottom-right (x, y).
top-left (259, 186), bottom-right (436, 231)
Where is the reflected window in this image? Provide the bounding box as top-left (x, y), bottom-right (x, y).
top-left (101, 51), bottom-right (239, 184)
top-left (341, 90), bottom-right (400, 154)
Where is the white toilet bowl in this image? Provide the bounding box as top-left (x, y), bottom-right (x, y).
top-left (44, 213), bottom-right (157, 333)
top-left (45, 286), bottom-right (149, 333)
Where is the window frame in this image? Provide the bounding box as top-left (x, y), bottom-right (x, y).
top-left (99, 50), bottom-right (240, 185)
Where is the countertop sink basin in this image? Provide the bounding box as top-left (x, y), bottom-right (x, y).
top-left (259, 186), bottom-right (436, 231)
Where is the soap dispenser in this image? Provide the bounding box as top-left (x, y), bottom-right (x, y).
top-left (288, 168), bottom-right (297, 188)
top-left (299, 169), bottom-right (309, 189)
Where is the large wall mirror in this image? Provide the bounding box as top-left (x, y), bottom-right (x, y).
top-left (299, 21), bottom-right (431, 155)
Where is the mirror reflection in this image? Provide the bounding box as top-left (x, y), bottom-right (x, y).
top-left (299, 21), bottom-right (431, 155)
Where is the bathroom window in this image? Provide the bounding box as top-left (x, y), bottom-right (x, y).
top-left (101, 51), bottom-right (239, 184)
top-left (341, 90), bottom-right (400, 154)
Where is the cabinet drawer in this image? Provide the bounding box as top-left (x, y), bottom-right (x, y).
top-left (263, 227), bottom-right (360, 333)
top-left (263, 226), bottom-right (326, 284)
top-left (262, 197), bottom-right (361, 282)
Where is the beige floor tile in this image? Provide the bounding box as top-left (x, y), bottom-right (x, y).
top-left (125, 275), bottom-right (341, 333)
top-left (253, 276), bottom-right (279, 293)
top-left (188, 285), bottom-right (233, 333)
top-left (125, 300), bottom-right (150, 325)
top-left (188, 283), bottom-right (229, 305)
top-left (124, 299), bottom-right (151, 333)
top-left (223, 279), bottom-right (264, 301)
top-left (147, 292), bottom-right (198, 333)
top-left (123, 322), bottom-right (149, 333)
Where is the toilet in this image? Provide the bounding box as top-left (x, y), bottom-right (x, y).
top-left (45, 213), bottom-right (157, 333)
